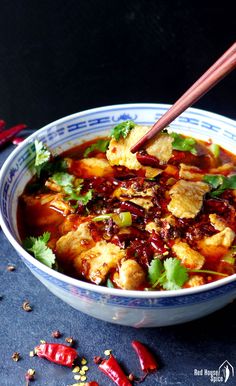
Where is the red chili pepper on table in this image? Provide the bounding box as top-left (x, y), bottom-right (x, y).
top-left (131, 341), bottom-right (158, 373)
top-left (99, 354), bottom-right (132, 386)
top-left (0, 123), bottom-right (27, 147)
top-left (0, 119), bottom-right (6, 130)
top-left (85, 382), bottom-right (99, 386)
top-left (35, 343), bottom-right (78, 367)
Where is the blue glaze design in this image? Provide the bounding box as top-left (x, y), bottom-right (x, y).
top-left (112, 113), bottom-right (138, 122)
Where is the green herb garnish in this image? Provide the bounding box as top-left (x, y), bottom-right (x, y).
top-left (23, 232), bottom-right (56, 268)
top-left (34, 140), bottom-right (51, 177)
top-left (50, 172), bottom-right (93, 207)
top-left (170, 132), bottom-right (197, 155)
top-left (203, 174), bottom-right (236, 196)
top-left (106, 278), bottom-right (115, 288)
top-left (84, 139), bottom-right (110, 157)
top-left (148, 257), bottom-right (189, 290)
top-left (110, 120), bottom-right (135, 141)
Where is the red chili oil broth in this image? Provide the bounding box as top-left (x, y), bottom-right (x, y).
top-left (17, 136), bottom-right (236, 288)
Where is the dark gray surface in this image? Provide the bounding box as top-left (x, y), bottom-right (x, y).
top-left (1, 144), bottom-right (236, 386)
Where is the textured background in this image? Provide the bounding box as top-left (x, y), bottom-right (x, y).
top-left (0, 0), bottom-right (235, 129)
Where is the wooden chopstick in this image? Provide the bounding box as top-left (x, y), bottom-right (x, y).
top-left (131, 42), bottom-right (236, 153)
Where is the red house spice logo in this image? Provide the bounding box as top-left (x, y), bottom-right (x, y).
top-left (193, 360), bottom-right (234, 383)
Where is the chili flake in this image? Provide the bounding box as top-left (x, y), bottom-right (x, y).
top-left (72, 366), bottom-right (81, 373)
top-left (65, 336), bottom-right (74, 346)
top-left (11, 352), bottom-right (20, 362)
top-left (51, 330), bottom-right (62, 338)
top-left (104, 349), bottom-right (112, 356)
top-left (22, 301), bottom-right (32, 312)
top-left (25, 368), bottom-right (35, 382)
top-left (7, 264), bottom-right (16, 271)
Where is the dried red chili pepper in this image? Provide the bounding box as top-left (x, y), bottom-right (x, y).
top-left (0, 119), bottom-right (6, 130)
top-left (0, 123), bottom-right (27, 147)
top-left (35, 343), bottom-right (78, 367)
top-left (136, 152), bottom-right (161, 168)
top-left (99, 354), bottom-right (132, 386)
top-left (85, 382), bottom-right (99, 386)
top-left (131, 341), bottom-right (158, 373)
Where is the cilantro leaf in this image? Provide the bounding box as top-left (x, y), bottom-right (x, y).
top-left (50, 172), bottom-right (92, 206)
top-left (34, 140), bottom-right (51, 177)
top-left (170, 132), bottom-right (197, 155)
top-left (110, 120), bottom-right (135, 141)
top-left (203, 174), bottom-right (236, 196)
top-left (148, 259), bottom-right (163, 285)
top-left (23, 232), bottom-right (56, 268)
top-left (76, 189), bottom-right (93, 206)
top-left (51, 172), bottom-right (74, 187)
top-left (159, 258), bottom-right (188, 290)
top-left (148, 257), bottom-right (188, 290)
top-left (84, 139), bottom-right (110, 157)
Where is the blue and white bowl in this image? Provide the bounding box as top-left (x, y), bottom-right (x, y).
top-left (1, 103), bottom-right (236, 327)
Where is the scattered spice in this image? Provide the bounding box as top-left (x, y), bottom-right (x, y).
top-left (104, 349), bottom-right (112, 356)
top-left (40, 339), bottom-right (46, 344)
top-left (93, 356), bottom-right (102, 365)
top-left (22, 301), bottom-right (32, 312)
top-left (35, 343), bottom-right (78, 367)
top-left (25, 368), bottom-right (35, 383)
top-left (72, 366), bottom-right (81, 373)
top-left (65, 336), bottom-right (74, 346)
top-left (51, 330), bottom-right (62, 339)
top-left (7, 264), bottom-right (16, 271)
top-left (74, 375), bottom-right (81, 381)
top-left (29, 351), bottom-right (35, 357)
top-left (11, 352), bottom-right (20, 362)
top-left (80, 376), bottom-right (87, 382)
top-left (81, 358), bottom-right (87, 365)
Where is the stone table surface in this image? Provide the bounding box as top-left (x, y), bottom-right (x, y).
top-left (1, 142), bottom-right (236, 386)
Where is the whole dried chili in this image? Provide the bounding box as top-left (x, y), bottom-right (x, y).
top-left (85, 383), bottom-right (99, 386)
top-left (99, 354), bottom-right (132, 386)
top-left (0, 123), bottom-right (27, 147)
top-left (0, 119), bottom-right (6, 130)
top-left (35, 343), bottom-right (78, 367)
top-left (131, 341), bottom-right (158, 373)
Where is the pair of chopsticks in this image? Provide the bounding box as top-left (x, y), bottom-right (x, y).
top-left (131, 42), bottom-right (236, 153)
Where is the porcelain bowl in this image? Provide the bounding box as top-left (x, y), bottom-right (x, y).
top-left (1, 103), bottom-right (236, 327)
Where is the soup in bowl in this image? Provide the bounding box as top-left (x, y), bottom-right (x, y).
top-left (0, 103), bottom-right (236, 327)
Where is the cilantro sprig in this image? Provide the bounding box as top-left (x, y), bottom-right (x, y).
top-left (84, 139), bottom-right (110, 157)
top-left (23, 232), bottom-right (56, 268)
top-left (50, 172), bottom-right (93, 207)
top-left (148, 257), bottom-right (228, 290)
top-left (111, 120), bottom-right (135, 141)
top-left (203, 174), bottom-right (236, 196)
top-left (148, 258), bottom-right (189, 290)
top-left (170, 132), bottom-right (197, 155)
top-left (34, 140), bottom-right (51, 177)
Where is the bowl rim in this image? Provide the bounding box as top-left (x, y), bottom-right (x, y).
top-left (1, 102), bottom-right (236, 299)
